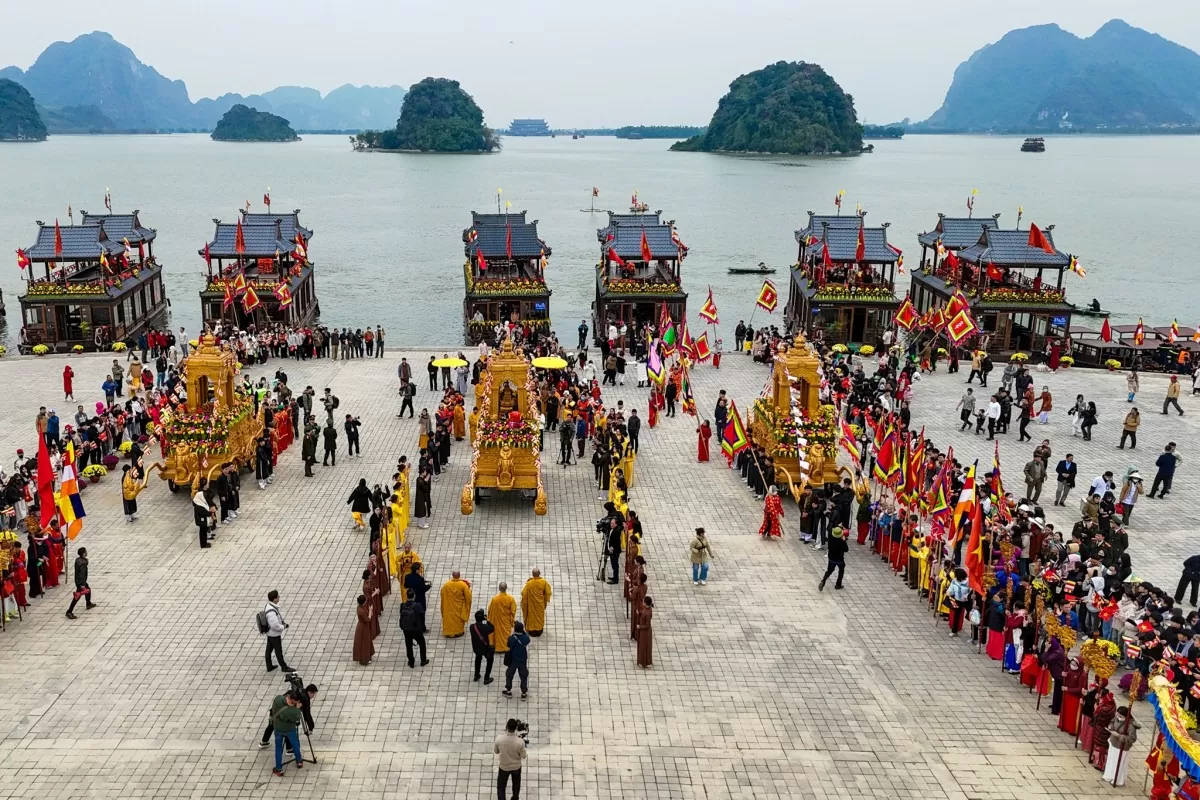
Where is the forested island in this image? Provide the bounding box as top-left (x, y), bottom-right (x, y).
top-left (0, 79), bottom-right (47, 141)
top-left (672, 61), bottom-right (862, 155)
top-left (862, 124), bottom-right (905, 139)
top-left (211, 104), bottom-right (298, 142)
top-left (353, 77), bottom-right (497, 153)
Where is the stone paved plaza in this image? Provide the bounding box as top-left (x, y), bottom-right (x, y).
top-left (0, 346), bottom-right (1194, 799)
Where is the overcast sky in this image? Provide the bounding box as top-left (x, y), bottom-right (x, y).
top-left (3, 0), bottom-right (1196, 127)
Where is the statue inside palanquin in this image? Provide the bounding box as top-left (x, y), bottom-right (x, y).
top-left (498, 381), bottom-right (518, 416)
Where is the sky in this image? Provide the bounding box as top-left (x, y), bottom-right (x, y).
top-left (2, 0), bottom-right (1197, 128)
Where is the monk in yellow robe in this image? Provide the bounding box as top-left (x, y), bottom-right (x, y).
top-left (487, 582), bottom-right (517, 653)
top-left (395, 543), bottom-right (423, 590)
top-left (621, 443), bottom-right (636, 488)
top-left (439, 571), bottom-right (472, 637)
top-left (520, 568), bottom-right (552, 637)
top-left (452, 404), bottom-right (466, 441)
top-left (468, 406), bottom-right (481, 444)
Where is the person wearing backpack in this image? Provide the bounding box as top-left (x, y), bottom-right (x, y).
top-left (260, 590), bottom-right (293, 673)
top-left (399, 596), bottom-right (428, 668)
top-left (502, 621), bottom-right (532, 700)
top-left (470, 608), bottom-right (496, 684)
top-left (321, 388), bottom-right (339, 424)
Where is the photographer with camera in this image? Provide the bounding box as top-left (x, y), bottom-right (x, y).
top-left (258, 681), bottom-right (318, 749)
top-left (494, 718), bottom-right (528, 800)
top-left (266, 691), bottom-right (306, 777)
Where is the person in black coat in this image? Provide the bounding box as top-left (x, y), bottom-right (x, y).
top-left (470, 609), bottom-right (496, 684)
top-left (403, 562), bottom-right (431, 633)
top-left (626, 410), bottom-right (641, 453)
top-left (347, 479), bottom-right (371, 530)
top-left (605, 518), bottom-right (623, 585)
top-left (255, 437), bottom-right (273, 489)
top-left (322, 421), bottom-right (338, 466)
top-left (1176, 554), bottom-right (1200, 607)
top-left (664, 382), bottom-right (678, 417)
top-left (414, 468), bottom-right (433, 528)
top-left (819, 526), bottom-right (849, 590)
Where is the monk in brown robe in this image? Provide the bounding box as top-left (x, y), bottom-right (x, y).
top-left (636, 596), bottom-right (654, 667)
top-left (353, 595), bottom-right (374, 665)
top-left (630, 574), bottom-right (647, 641)
top-left (363, 569), bottom-right (381, 639)
top-left (372, 548), bottom-right (390, 599)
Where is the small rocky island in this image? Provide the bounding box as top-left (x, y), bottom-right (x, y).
top-left (352, 77), bottom-right (497, 153)
top-left (0, 78), bottom-right (48, 141)
top-left (211, 103), bottom-right (298, 142)
top-left (672, 61), bottom-right (862, 155)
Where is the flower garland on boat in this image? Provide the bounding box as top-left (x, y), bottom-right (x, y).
top-left (976, 286), bottom-right (1066, 304)
top-left (813, 284), bottom-right (896, 303)
top-left (604, 277), bottom-right (682, 294)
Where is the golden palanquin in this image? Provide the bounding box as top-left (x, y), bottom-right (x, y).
top-left (461, 338), bottom-right (547, 515)
top-left (157, 334), bottom-right (264, 491)
top-left (751, 332), bottom-right (841, 494)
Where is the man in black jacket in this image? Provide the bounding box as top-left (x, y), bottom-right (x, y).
top-left (818, 526), bottom-right (849, 591)
top-left (65, 547), bottom-right (96, 619)
top-left (627, 410), bottom-right (641, 453)
top-left (404, 562), bottom-right (431, 632)
top-left (558, 421), bottom-right (573, 467)
top-left (1176, 554), bottom-right (1200, 606)
top-left (322, 421), bottom-right (338, 466)
top-left (344, 414), bottom-right (362, 459)
top-left (1054, 454), bottom-right (1078, 506)
top-left (399, 597), bottom-right (428, 668)
top-left (470, 609), bottom-right (496, 684)
top-left (664, 382), bottom-right (678, 417)
top-left (605, 517), bottom-right (623, 585)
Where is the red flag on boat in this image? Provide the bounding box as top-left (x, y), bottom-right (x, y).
top-left (16, 248), bottom-right (30, 271)
top-left (54, 219), bottom-right (63, 258)
top-left (607, 248), bottom-right (629, 270)
top-left (821, 240), bottom-right (833, 268)
top-left (855, 227), bottom-right (866, 262)
top-left (986, 262), bottom-right (1004, 281)
top-left (1027, 223), bottom-right (1055, 254)
top-left (640, 230), bottom-right (653, 263)
top-left (1100, 317), bottom-right (1112, 343)
top-left (203, 242), bottom-right (212, 268)
top-left (505, 224), bottom-right (512, 260)
top-left (234, 220), bottom-right (246, 254)
top-left (477, 250), bottom-right (488, 272)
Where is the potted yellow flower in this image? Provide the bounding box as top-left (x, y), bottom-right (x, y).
top-left (112, 342), bottom-right (128, 352)
top-left (1059, 356), bottom-right (1074, 368)
top-left (1105, 358), bottom-right (1122, 371)
top-left (81, 464), bottom-right (108, 483)
top-left (32, 344), bottom-right (49, 356)
top-left (72, 344), bottom-right (85, 353)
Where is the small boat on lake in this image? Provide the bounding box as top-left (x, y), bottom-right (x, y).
top-left (728, 262), bottom-right (777, 275)
top-left (1021, 137), bottom-right (1046, 153)
top-left (1070, 300), bottom-right (1111, 319)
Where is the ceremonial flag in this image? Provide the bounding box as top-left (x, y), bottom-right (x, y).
top-left (293, 234), bottom-right (307, 263)
top-left (505, 224), bottom-right (513, 260)
top-left (1134, 318), bottom-right (1145, 345)
top-left (694, 331), bottom-right (712, 362)
top-left (680, 323), bottom-right (698, 362)
top-left (905, 429), bottom-right (926, 503)
top-left (1027, 223), bottom-right (1055, 254)
top-left (274, 284), bottom-right (293, 307)
top-left (1100, 317), bottom-right (1112, 343)
top-left (222, 281), bottom-right (235, 311)
top-left (946, 288), bottom-right (970, 319)
top-left (242, 284), bottom-right (261, 312)
top-left (57, 442), bottom-right (86, 540)
top-left (99, 249), bottom-right (110, 271)
top-left (137, 240), bottom-right (144, 264)
top-left (821, 240), bottom-right (834, 268)
top-left (986, 261), bottom-right (1004, 282)
top-left (607, 247), bottom-right (629, 270)
top-left (721, 401), bottom-right (749, 457)
top-left (699, 288), bottom-right (719, 324)
top-left (123, 238), bottom-right (134, 266)
top-left (952, 460), bottom-right (977, 539)
top-left (234, 219), bottom-right (246, 254)
top-left (263, 190), bottom-right (271, 209)
top-left (1068, 255), bottom-right (1086, 277)
top-left (966, 192), bottom-right (974, 214)
top-left (54, 219), bottom-right (63, 258)
top-left (658, 302), bottom-right (676, 348)
top-left (855, 227), bottom-right (866, 262)
top-left (755, 279), bottom-right (778, 313)
top-left (681, 372), bottom-right (697, 416)
top-left (834, 192), bottom-right (842, 211)
top-left (965, 494), bottom-right (985, 595)
top-left (477, 250), bottom-right (488, 273)
top-left (16, 248), bottom-right (30, 271)
top-left (646, 340), bottom-right (666, 385)
top-left (894, 296), bottom-right (917, 330)
top-left (592, 187), bottom-right (599, 197)
top-left (888, 243), bottom-right (904, 273)
top-left (539, 248), bottom-right (548, 272)
top-left (1169, 319), bottom-right (1180, 343)
top-left (640, 229), bottom-right (653, 262)
top-left (927, 307), bottom-right (946, 332)
top-left (944, 249), bottom-right (960, 271)
top-left (992, 440), bottom-right (1005, 500)
top-left (872, 426), bottom-right (900, 484)
top-left (203, 242), bottom-right (212, 268)
top-left (37, 434), bottom-right (56, 528)
top-left (926, 462), bottom-right (951, 520)
top-left (231, 271), bottom-right (247, 297)
top-left (104, 189), bottom-right (112, 211)
top-left (946, 308), bottom-right (978, 344)
top-left (935, 239), bottom-right (947, 260)
top-left (839, 419), bottom-right (861, 463)
top-left (1193, 323), bottom-right (1200, 343)
top-left (671, 225), bottom-right (687, 257)
top-left (896, 445), bottom-right (910, 500)
top-left (245, 200), bottom-right (252, 212)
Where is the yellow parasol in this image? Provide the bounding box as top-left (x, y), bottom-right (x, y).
top-left (432, 357), bottom-right (468, 368)
top-left (531, 356), bottom-right (568, 369)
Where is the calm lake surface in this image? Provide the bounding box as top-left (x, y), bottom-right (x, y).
top-left (1, 133), bottom-right (1196, 348)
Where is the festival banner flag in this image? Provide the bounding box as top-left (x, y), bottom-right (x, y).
top-left (855, 227), bottom-right (866, 262)
top-left (965, 494), bottom-right (985, 595)
top-left (54, 219), bottom-right (63, 258)
top-left (894, 296), bottom-right (917, 330)
top-left (263, 190), bottom-right (271, 208)
top-left (935, 239), bottom-right (947, 260)
top-left (242, 285), bottom-right (261, 312)
top-left (986, 261), bottom-right (1004, 281)
top-left (927, 307), bottom-right (946, 332)
top-left (203, 242), bottom-right (212, 268)
top-left (57, 442), bottom-right (86, 540)
top-left (1068, 255), bottom-right (1086, 277)
top-left (946, 288), bottom-right (970, 319)
top-left (944, 249), bottom-right (961, 271)
top-left (952, 460), bottom-right (978, 540)
top-left (592, 187), bottom-right (599, 197)
top-left (888, 243), bottom-right (904, 274)
top-left (946, 309), bottom-right (978, 344)
top-left (640, 229), bottom-right (653, 263)
top-left (693, 332), bottom-right (712, 363)
top-left (681, 372), bottom-right (697, 416)
top-left (1193, 323), bottom-right (1200, 343)
top-left (104, 189), bottom-right (112, 212)
top-left (477, 250), bottom-right (488, 273)
top-left (992, 440), bottom-right (1005, 500)
top-left (16, 248), bottom-right (30, 271)
top-left (1169, 319), bottom-right (1180, 344)
top-left (721, 401), bottom-right (749, 458)
top-left (37, 434), bottom-right (57, 528)
top-left (872, 426), bottom-right (899, 484)
top-left (232, 271), bottom-right (248, 296)
top-left (99, 249), bottom-right (110, 271)
top-left (222, 282), bottom-right (235, 311)
top-left (839, 419), bottom-right (861, 463)
top-left (659, 302), bottom-right (676, 350)
top-left (834, 191), bottom-right (843, 211)
top-left (274, 285), bottom-right (293, 307)
top-left (293, 234), bottom-right (307, 264)
top-left (926, 463), bottom-right (951, 521)
top-left (699, 288), bottom-right (719, 324)
top-left (505, 224), bottom-right (513, 260)
top-left (646, 340), bottom-right (666, 385)
top-left (607, 248), bottom-right (629, 271)
top-left (679, 323), bottom-right (697, 363)
top-left (904, 429), bottom-right (926, 503)
top-left (1027, 223), bottom-right (1055, 254)
top-left (821, 240), bottom-right (834, 268)
top-left (755, 279), bottom-right (779, 313)
top-left (1100, 317), bottom-right (1113, 343)
top-left (1134, 317), bottom-right (1145, 345)
top-left (234, 219), bottom-right (247, 254)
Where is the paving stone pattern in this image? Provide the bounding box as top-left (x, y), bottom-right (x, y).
top-left (0, 348), bottom-right (1192, 799)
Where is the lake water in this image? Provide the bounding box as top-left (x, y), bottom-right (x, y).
top-left (1, 133), bottom-right (1196, 348)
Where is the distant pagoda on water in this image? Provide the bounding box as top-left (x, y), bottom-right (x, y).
top-left (507, 119), bottom-right (551, 136)
top-left (17, 208), bottom-right (169, 352)
top-left (462, 210), bottom-right (552, 345)
top-left (199, 206), bottom-right (318, 330)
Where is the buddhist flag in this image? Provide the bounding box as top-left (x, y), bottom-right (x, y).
top-left (946, 308), bottom-right (978, 344)
top-left (222, 281), bottom-right (235, 311)
top-left (274, 284), bottom-right (293, 307)
top-left (242, 284), bottom-right (261, 312)
top-left (894, 297), bottom-right (917, 330)
top-left (607, 248), bottom-right (629, 270)
top-left (57, 442), bottom-right (86, 540)
top-left (16, 248), bottom-right (30, 271)
top-left (640, 229), bottom-right (653, 262)
top-left (477, 250), bottom-right (488, 272)
top-left (699, 288), bottom-right (719, 324)
top-left (721, 401), bottom-right (749, 457)
top-left (1134, 318), bottom-right (1145, 345)
top-left (646, 339), bottom-right (666, 385)
top-left (234, 219), bottom-right (246, 254)
top-left (855, 227), bottom-right (866, 262)
top-left (37, 435), bottom-right (57, 528)
top-left (99, 249), bottom-right (110, 271)
top-left (232, 270), bottom-right (248, 297)
top-left (1100, 317), bottom-right (1112, 343)
top-left (1068, 255), bottom-right (1086, 277)
top-left (694, 331), bottom-right (712, 362)
top-left (839, 419), bottom-right (861, 463)
top-left (755, 279), bottom-right (778, 313)
top-left (54, 219), bottom-right (63, 258)
top-left (952, 460), bottom-right (977, 540)
top-left (965, 493), bottom-right (985, 595)
top-left (505, 224), bottom-right (513, 260)
top-left (1169, 319), bottom-right (1180, 343)
top-left (1027, 223), bottom-right (1055, 254)
top-left (293, 234), bottom-right (307, 264)
top-left (1193, 323), bottom-right (1200, 343)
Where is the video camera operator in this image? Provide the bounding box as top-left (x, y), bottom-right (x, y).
top-left (259, 680), bottom-right (318, 750)
top-left (494, 718), bottom-right (527, 800)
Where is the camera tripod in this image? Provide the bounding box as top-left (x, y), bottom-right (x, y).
top-left (277, 673), bottom-right (318, 766)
